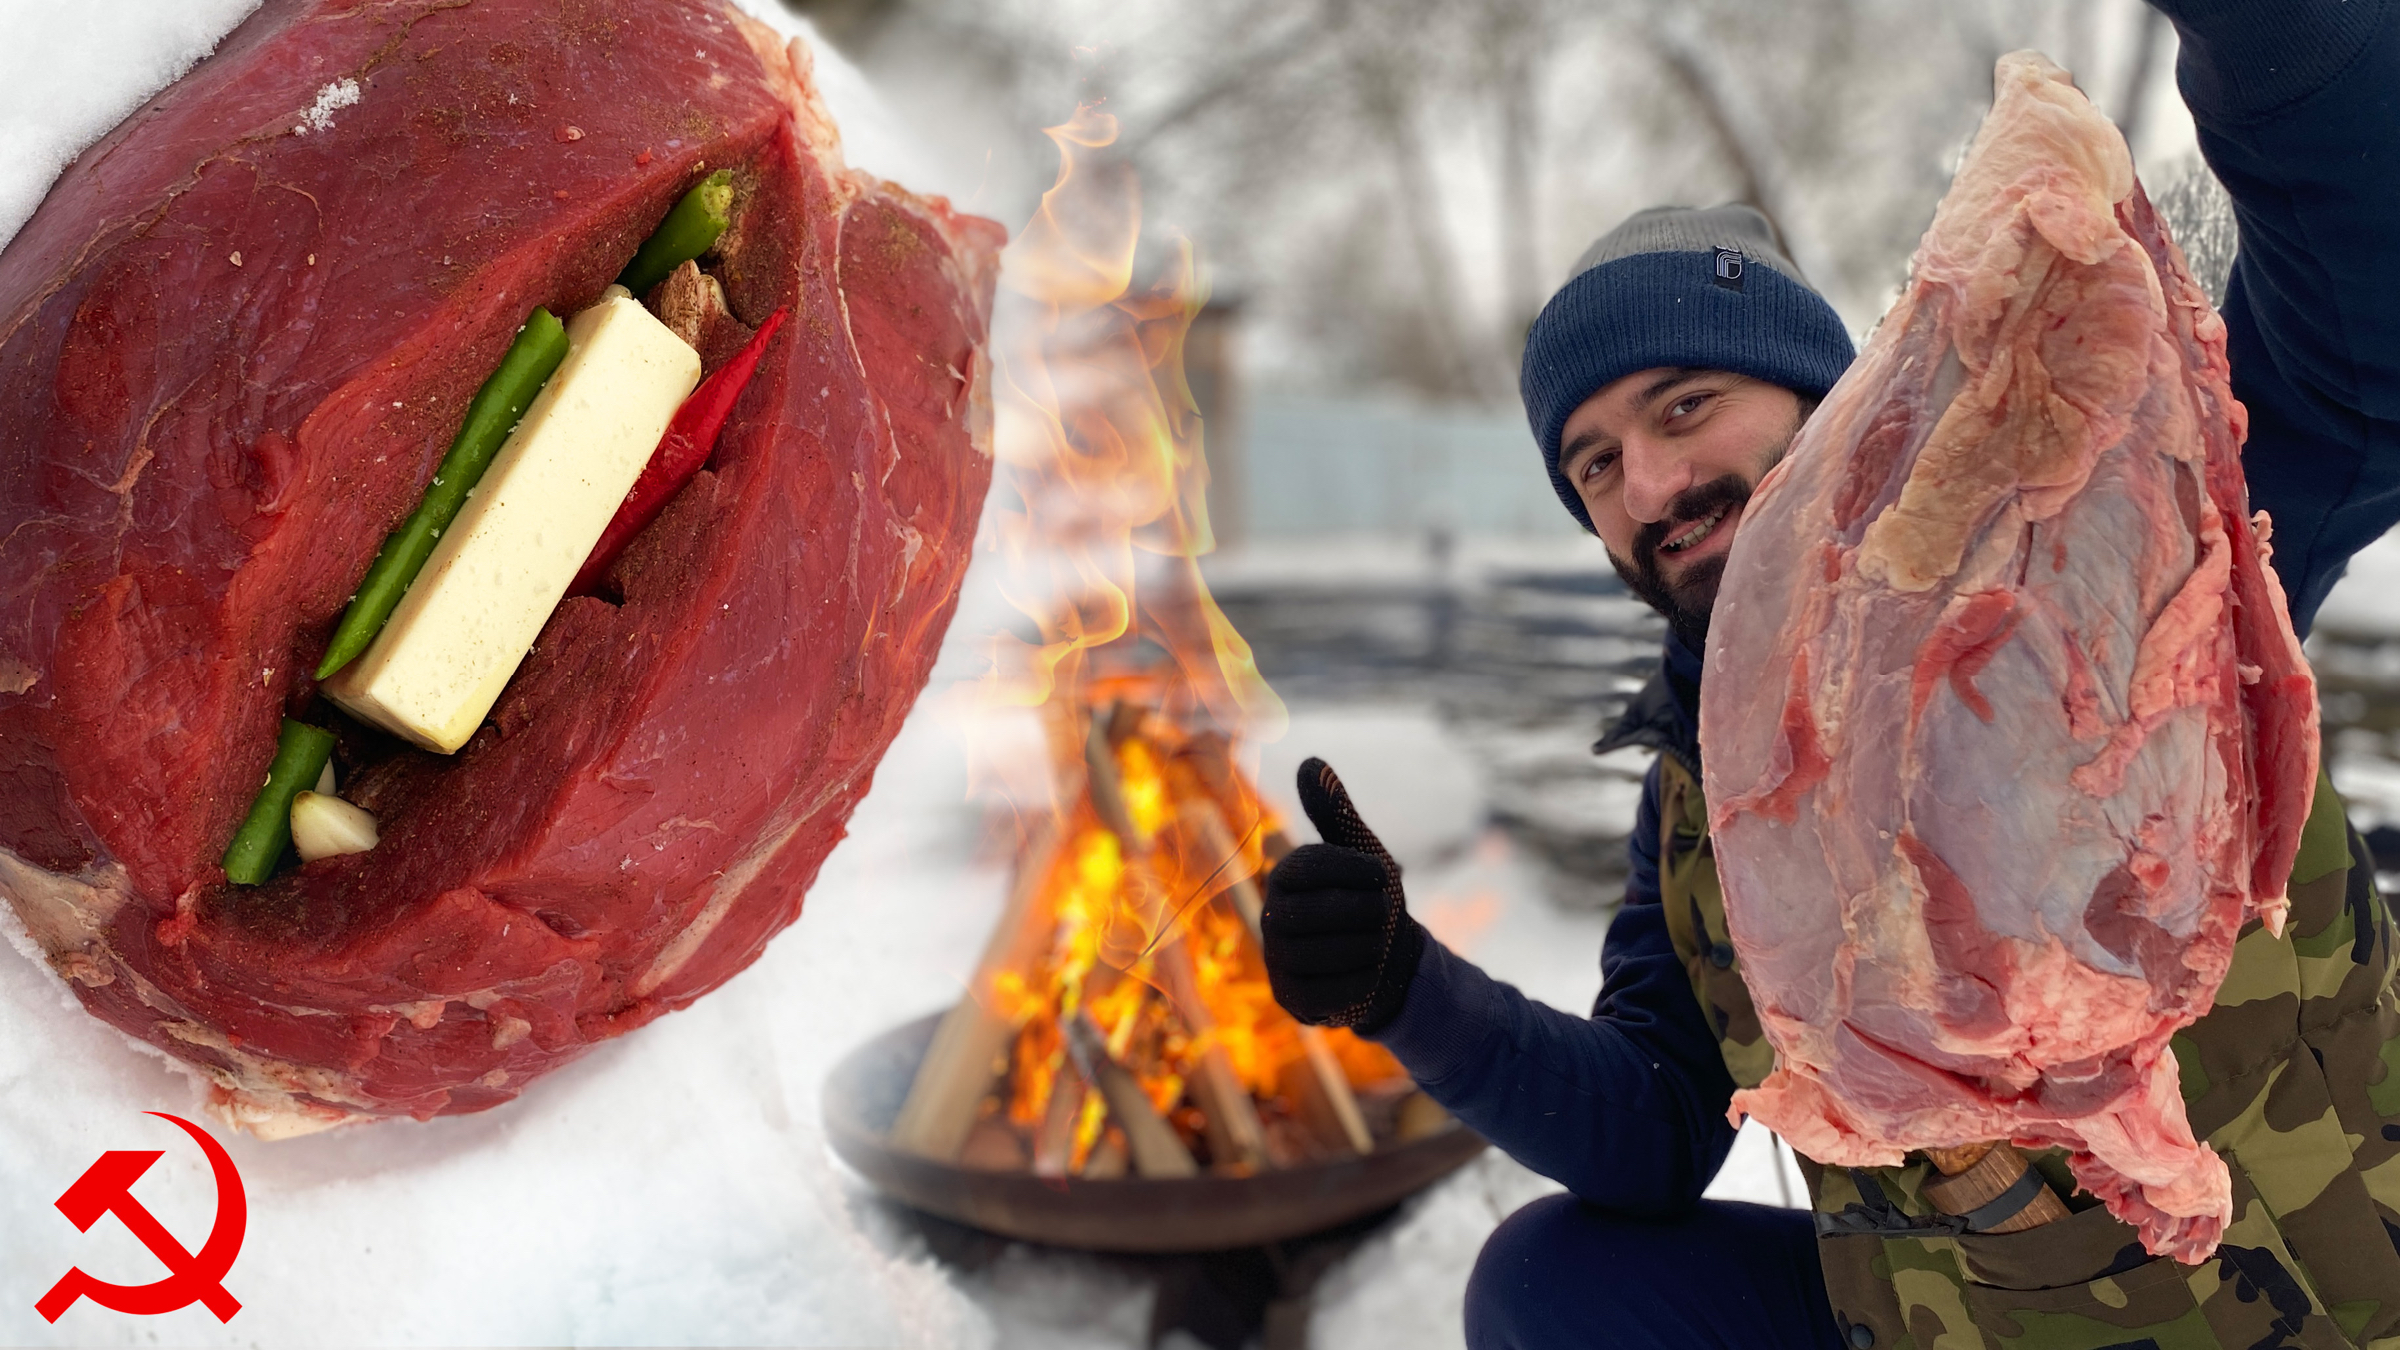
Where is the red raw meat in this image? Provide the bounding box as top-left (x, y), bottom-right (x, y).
top-left (1699, 52), bottom-right (2316, 1261)
top-left (0, 0), bottom-right (1002, 1135)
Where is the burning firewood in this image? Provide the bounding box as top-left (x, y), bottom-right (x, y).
top-left (1176, 793), bottom-right (1374, 1156)
top-left (890, 692), bottom-right (1421, 1179)
top-left (882, 106), bottom-right (1434, 1190)
top-left (1156, 934), bottom-right (1271, 1170)
top-left (1085, 709), bottom-right (1149, 858)
top-left (1031, 1072), bottom-right (1087, 1178)
top-left (888, 823), bottom-right (1065, 1161)
top-left (1064, 1011), bottom-right (1199, 1178)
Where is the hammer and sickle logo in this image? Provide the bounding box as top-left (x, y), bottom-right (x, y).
top-left (35, 1112), bottom-right (246, 1323)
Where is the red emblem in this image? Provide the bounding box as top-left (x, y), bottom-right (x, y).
top-left (35, 1112), bottom-right (246, 1323)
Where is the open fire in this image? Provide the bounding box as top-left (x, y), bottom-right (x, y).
top-left (879, 108), bottom-right (1455, 1189)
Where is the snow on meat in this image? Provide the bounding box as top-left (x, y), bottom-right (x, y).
top-left (1699, 52), bottom-right (2316, 1261)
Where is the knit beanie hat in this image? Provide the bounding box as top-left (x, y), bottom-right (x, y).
top-left (1520, 204), bottom-right (1856, 531)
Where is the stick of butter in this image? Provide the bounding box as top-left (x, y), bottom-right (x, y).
top-left (324, 296), bottom-right (701, 753)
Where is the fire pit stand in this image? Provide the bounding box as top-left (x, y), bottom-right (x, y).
top-left (826, 1012), bottom-right (1487, 1254)
top-left (863, 1183), bottom-right (1414, 1350)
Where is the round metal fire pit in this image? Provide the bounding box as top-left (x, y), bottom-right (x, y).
top-left (826, 1012), bottom-right (1488, 1253)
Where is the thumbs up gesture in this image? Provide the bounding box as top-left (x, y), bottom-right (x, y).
top-left (1260, 757), bottom-right (1428, 1033)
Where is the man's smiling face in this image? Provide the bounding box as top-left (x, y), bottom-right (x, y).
top-left (1557, 367), bottom-right (1808, 638)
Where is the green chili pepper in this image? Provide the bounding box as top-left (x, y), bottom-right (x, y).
top-left (316, 307), bottom-right (570, 679)
top-left (222, 718), bottom-right (339, 884)
top-left (616, 169), bottom-right (734, 297)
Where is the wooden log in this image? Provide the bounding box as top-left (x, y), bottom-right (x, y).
top-left (1922, 1142), bottom-right (2071, 1233)
top-left (960, 1112), bottom-right (1030, 1171)
top-left (1185, 797), bottom-right (1373, 1157)
top-left (1087, 726), bottom-right (1274, 1171)
top-left (1174, 730), bottom-right (1267, 849)
top-left (1103, 698), bottom-right (1149, 749)
top-left (1258, 1111), bottom-right (1311, 1169)
top-left (1081, 1129), bottom-right (1129, 1179)
top-left (1179, 795), bottom-right (1266, 932)
top-left (1031, 1072), bottom-right (1086, 1178)
top-left (1064, 1011), bottom-right (1198, 1178)
top-left (888, 823), bottom-right (1064, 1160)
top-left (1292, 1028), bottom-right (1374, 1155)
top-left (1394, 1091), bottom-right (1454, 1142)
top-left (1092, 711), bottom-right (1203, 970)
top-left (1155, 936), bottom-right (1270, 1171)
top-left (1085, 706), bottom-right (1149, 854)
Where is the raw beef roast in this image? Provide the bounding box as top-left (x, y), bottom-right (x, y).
top-left (1700, 52), bottom-right (2316, 1260)
top-left (0, 0), bottom-right (1001, 1134)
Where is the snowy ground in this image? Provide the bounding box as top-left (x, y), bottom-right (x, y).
top-left (0, 525), bottom-right (1803, 1347)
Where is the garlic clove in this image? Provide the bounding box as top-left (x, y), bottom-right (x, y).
top-left (291, 790), bottom-right (378, 862)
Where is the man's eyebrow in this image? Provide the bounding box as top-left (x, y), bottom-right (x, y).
top-left (1559, 426), bottom-right (1612, 469)
top-left (1635, 366), bottom-right (1712, 410)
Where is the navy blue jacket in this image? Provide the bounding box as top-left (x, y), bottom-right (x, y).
top-left (1372, 0), bottom-right (2400, 1215)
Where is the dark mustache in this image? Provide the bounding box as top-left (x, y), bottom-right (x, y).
top-left (1632, 475), bottom-right (1754, 569)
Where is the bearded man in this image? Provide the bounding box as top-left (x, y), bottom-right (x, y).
top-left (1259, 1), bottom-right (2400, 1345)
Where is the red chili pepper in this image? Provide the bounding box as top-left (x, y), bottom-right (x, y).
top-left (571, 306), bottom-right (789, 597)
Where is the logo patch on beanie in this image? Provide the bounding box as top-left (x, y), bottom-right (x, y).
top-left (1713, 248), bottom-right (1745, 292)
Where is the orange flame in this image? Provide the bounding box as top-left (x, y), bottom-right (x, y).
top-left (974, 106), bottom-right (1402, 1169)
top-left (985, 106), bottom-right (1287, 743)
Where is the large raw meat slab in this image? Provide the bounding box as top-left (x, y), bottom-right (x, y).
top-left (0, 0), bottom-right (1001, 1135)
top-left (1700, 52), bottom-right (2316, 1261)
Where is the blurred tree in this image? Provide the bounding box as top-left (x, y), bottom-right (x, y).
top-left (789, 0), bottom-right (2183, 409)
top-left (787, 0), bottom-right (902, 49)
top-left (2152, 158), bottom-right (2236, 308)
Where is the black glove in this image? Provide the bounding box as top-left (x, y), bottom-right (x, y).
top-left (1260, 757), bottom-right (1427, 1033)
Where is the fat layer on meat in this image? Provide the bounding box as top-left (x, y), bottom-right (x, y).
top-left (1699, 52), bottom-right (2317, 1262)
top-left (0, 0), bottom-right (1002, 1134)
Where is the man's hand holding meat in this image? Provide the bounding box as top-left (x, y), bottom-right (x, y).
top-left (1260, 0), bottom-right (2400, 1345)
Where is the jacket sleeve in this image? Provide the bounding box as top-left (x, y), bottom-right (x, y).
top-left (1368, 757), bottom-right (1740, 1215)
top-left (2147, 0), bottom-right (2400, 635)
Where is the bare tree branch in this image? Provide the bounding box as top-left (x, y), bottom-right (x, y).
top-left (1639, 9), bottom-right (1825, 283)
top-left (1645, 32), bottom-right (1771, 212)
top-left (1485, 0), bottom-right (1547, 357)
top-left (2114, 5), bottom-right (2169, 158)
top-left (847, 0), bottom-right (2113, 405)
top-left (1352, 43), bottom-right (1488, 399)
top-left (1117, 8), bottom-right (1341, 158)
